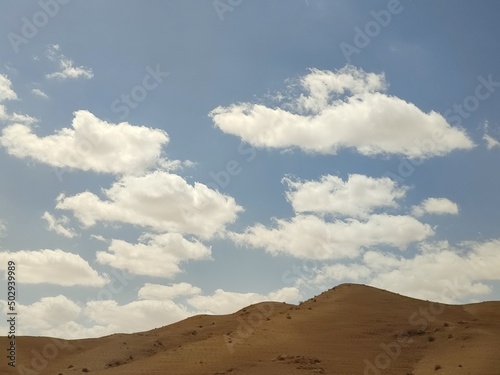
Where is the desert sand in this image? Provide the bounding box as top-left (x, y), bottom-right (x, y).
top-left (1, 283), bottom-right (499, 375)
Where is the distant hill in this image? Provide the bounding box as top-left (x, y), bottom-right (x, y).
top-left (2, 283), bottom-right (499, 374)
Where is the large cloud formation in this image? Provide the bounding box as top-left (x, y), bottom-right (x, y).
top-left (0, 249), bottom-right (108, 287)
top-left (210, 66), bottom-right (474, 158)
top-left (284, 174), bottom-right (407, 218)
top-left (56, 170), bottom-right (243, 239)
top-left (0, 283), bottom-right (300, 338)
top-left (296, 239), bottom-right (500, 303)
top-left (1, 110), bottom-right (169, 175)
top-left (230, 174), bottom-right (434, 259)
top-left (96, 233), bottom-right (211, 278)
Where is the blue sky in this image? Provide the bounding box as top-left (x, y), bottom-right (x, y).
top-left (0, 0), bottom-right (500, 338)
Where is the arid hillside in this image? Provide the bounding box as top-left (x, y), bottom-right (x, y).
top-left (2, 283), bottom-right (499, 375)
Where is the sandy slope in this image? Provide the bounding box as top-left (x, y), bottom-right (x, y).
top-left (1, 283), bottom-right (499, 375)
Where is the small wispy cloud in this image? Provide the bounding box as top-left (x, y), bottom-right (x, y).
top-left (46, 44), bottom-right (94, 80)
top-left (90, 234), bottom-right (107, 242)
top-left (484, 134), bottom-right (500, 150)
top-left (42, 211), bottom-right (77, 238)
top-left (411, 198), bottom-right (459, 217)
top-left (3, 63), bottom-right (17, 74)
top-left (32, 88), bottom-right (49, 99)
top-left (0, 220), bottom-right (7, 238)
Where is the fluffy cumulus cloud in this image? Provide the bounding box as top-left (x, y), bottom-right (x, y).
top-left (294, 263), bottom-right (372, 288)
top-left (296, 239), bottom-right (500, 303)
top-left (230, 173), bottom-right (434, 259)
top-left (210, 66), bottom-right (474, 158)
top-left (0, 75), bottom-right (37, 125)
top-left (42, 211), bottom-right (77, 238)
top-left (0, 74), bottom-right (17, 102)
top-left (187, 286), bottom-right (300, 315)
top-left (0, 295), bottom-right (194, 338)
top-left (84, 299), bottom-right (193, 334)
top-left (17, 295), bottom-right (81, 332)
top-left (46, 44), bottom-right (94, 80)
top-left (96, 233), bottom-right (211, 278)
top-left (0, 110), bottom-right (169, 175)
top-left (57, 170), bottom-right (243, 238)
top-left (0, 249), bottom-right (108, 286)
top-left (138, 282), bottom-right (202, 300)
top-left (284, 174), bottom-right (407, 218)
top-left (231, 214), bottom-right (433, 260)
top-left (411, 197), bottom-right (459, 217)
top-left (368, 240), bottom-right (500, 302)
top-left (0, 282), bottom-right (300, 338)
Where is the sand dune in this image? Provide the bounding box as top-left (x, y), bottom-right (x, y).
top-left (2, 283), bottom-right (499, 375)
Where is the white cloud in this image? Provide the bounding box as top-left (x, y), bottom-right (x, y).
top-left (295, 239), bottom-right (500, 303)
top-left (46, 44), bottom-right (93, 80)
top-left (0, 105), bottom-right (37, 126)
top-left (0, 295), bottom-right (193, 338)
top-left (57, 170), bottom-right (243, 238)
top-left (3, 63), bottom-right (17, 74)
top-left (210, 66), bottom-right (474, 158)
top-left (0, 249), bottom-right (108, 286)
top-left (42, 211), bottom-right (77, 238)
top-left (32, 88), bottom-right (49, 99)
top-left (0, 105), bottom-right (6, 120)
top-left (365, 240), bottom-right (500, 302)
top-left (17, 295), bottom-right (81, 331)
top-left (0, 74), bottom-right (17, 102)
top-left (7, 112), bottom-right (38, 125)
top-left (230, 214), bottom-right (433, 259)
top-left (138, 282), bottom-right (202, 300)
top-left (484, 133), bottom-right (500, 150)
top-left (0, 220), bottom-right (6, 237)
top-left (1, 110), bottom-right (169, 175)
top-left (0, 284), bottom-right (300, 338)
top-left (299, 263), bottom-right (372, 288)
top-left (96, 233), bottom-right (211, 278)
top-left (284, 174), bottom-right (407, 218)
top-left (187, 286), bottom-right (300, 314)
top-left (90, 234), bottom-right (107, 242)
top-left (0, 75), bottom-right (37, 125)
top-left (84, 299), bottom-right (193, 333)
top-left (41, 321), bottom-right (115, 340)
top-left (411, 197), bottom-right (459, 217)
